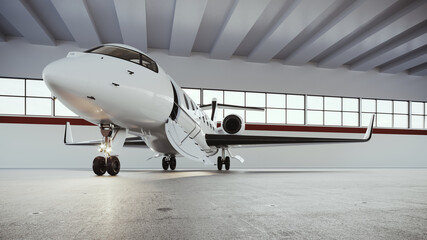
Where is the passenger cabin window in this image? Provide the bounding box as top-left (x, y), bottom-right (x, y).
top-left (183, 94), bottom-right (190, 110)
top-left (87, 45), bottom-right (158, 73)
top-left (191, 101), bottom-right (196, 111)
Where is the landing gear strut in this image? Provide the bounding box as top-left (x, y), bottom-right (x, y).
top-left (217, 148), bottom-right (230, 171)
top-left (162, 156), bottom-right (176, 171)
top-left (93, 124), bottom-right (121, 176)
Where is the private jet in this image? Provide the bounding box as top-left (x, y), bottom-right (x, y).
top-left (42, 44), bottom-right (374, 176)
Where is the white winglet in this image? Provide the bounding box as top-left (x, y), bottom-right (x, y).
top-left (64, 122), bottom-right (74, 144)
top-left (363, 114), bottom-right (375, 140)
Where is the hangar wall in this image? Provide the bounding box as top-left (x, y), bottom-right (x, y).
top-left (0, 39), bottom-right (426, 169)
top-left (1, 38), bottom-right (427, 101)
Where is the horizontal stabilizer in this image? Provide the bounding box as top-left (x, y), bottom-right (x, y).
top-left (64, 122), bottom-right (146, 147)
top-left (200, 103), bottom-right (264, 111)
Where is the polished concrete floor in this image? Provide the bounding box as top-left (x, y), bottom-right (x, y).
top-left (1, 169), bottom-right (426, 240)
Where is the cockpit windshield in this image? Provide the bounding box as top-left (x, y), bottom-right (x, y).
top-left (87, 45), bottom-right (158, 73)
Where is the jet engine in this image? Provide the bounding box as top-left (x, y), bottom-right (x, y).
top-left (222, 114), bottom-right (245, 134)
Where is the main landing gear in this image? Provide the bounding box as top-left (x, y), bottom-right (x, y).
top-left (217, 148), bottom-right (230, 171)
top-left (92, 124), bottom-right (121, 176)
top-left (162, 156), bottom-right (176, 170)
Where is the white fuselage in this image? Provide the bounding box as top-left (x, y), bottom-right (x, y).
top-left (43, 44), bottom-right (217, 160)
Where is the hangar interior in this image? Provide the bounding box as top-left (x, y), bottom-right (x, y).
top-left (0, 0), bottom-right (426, 168)
top-left (0, 0), bottom-right (427, 239)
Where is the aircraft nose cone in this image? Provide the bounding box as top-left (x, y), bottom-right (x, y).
top-left (42, 57), bottom-right (87, 96)
top-left (43, 59), bottom-right (70, 88)
top-left (43, 60), bottom-right (63, 90)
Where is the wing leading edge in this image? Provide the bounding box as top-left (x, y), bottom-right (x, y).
top-left (206, 115), bottom-right (375, 147)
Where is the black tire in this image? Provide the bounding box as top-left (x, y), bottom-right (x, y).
top-left (106, 156), bottom-right (120, 176)
top-left (217, 156), bottom-right (223, 171)
top-left (162, 157), bottom-right (169, 170)
top-left (169, 156), bottom-right (176, 170)
top-left (93, 156), bottom-right (106, 176)
top-left (225, 156), bottom-right (230, 170)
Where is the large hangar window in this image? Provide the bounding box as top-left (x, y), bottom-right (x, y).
top-left (411, 102), bottom-right (424, 128)
top-left (287, 95), bottom-right (305, 125)
top-left (246, 92), bottom-right (265, 123)
top-left (0, 78), bottom-right (25, 115)
top-left (267, 94), bottom-right (285, 124)
top-left (181, 87), bottom-right (426, 129)
top-left (1, 77), bottom-right (426, 130)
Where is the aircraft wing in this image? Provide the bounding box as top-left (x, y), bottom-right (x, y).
top-left (206, 115), bottom-right (374, 147)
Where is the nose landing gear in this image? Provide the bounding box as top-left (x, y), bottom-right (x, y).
top-left (92, 124), bottom-right (121, 176)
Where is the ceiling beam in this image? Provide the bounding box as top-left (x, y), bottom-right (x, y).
top-left (113, 0), bottom-right (147, 53)
top-left (350, 29), bottom-right (427, 71)
top-left (210, 0), bottom-right (269, 60)
top-left (380, 46), bottom-right (427, 73)
top-left (318, 0), bottom-right (427, 68)
top-left (51, 0), bottom-right (101, 48)
top-left (408, 62), bottom-right (427, 76)
top-left (0, 31), bottom-right (5, 41)
top-left (0, 0), bottom-right (55, 45)
top-left (169, 0), bottom-right (207, 56)
top-left (248, 0), bottom-right (335, 63)
top-left (277, 0), bottom-right (358, 62)
top-left (283, 0), bottom-right (398, 66)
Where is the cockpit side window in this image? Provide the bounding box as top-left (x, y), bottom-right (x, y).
top-left (87, 45), bottom-right (158, 73)
top-left (140, 54), bottom-right (158, 73)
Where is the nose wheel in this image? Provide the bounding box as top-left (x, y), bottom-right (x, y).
top-left (93, 156), bottom-right (106, 176)
top-left (162, 156), bottom-right (176, 171)
top-left (93, 156), bottom-right (121, 176)
top-left (107, 156), bottom-right (120, 176)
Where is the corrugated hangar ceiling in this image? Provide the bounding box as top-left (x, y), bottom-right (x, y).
top-left (0, 0), bottom-right (426, 76)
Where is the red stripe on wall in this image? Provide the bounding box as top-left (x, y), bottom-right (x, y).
top-left (0, 116), bottom-right (94, 126)
top-left (1, 116), bottom-right (427, 135)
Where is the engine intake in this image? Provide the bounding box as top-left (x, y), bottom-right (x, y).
top-left (222, 115), bottom-right (244, 134)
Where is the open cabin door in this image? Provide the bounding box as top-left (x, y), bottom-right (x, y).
top-left (165, 113), bottom-right (211, 165)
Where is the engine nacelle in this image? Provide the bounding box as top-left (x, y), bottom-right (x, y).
top-left (222, 114), bottom-right (245, 134)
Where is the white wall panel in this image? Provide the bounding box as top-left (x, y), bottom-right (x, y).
top-left (0, 124), bottom-right (426, 168)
